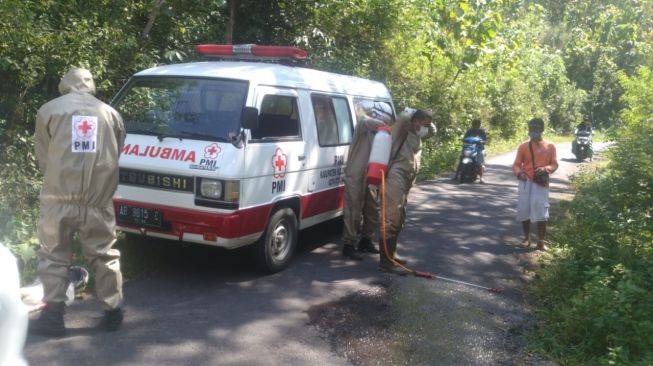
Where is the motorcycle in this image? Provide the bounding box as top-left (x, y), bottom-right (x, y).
top-left (572, 130), bottom-right (593, 162)
top-left (458, 136), bottom-right (484, 183)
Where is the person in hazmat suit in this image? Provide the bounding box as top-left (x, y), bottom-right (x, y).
top-left (379, 108), bottom-right (435, 274)
top-left (341, 101), bottom-right (394, 260)
top-left (30, 68), bottom-right (126, 336)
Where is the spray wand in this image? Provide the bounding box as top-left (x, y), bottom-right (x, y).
top-left (379, 170), bottom-right (502, 294)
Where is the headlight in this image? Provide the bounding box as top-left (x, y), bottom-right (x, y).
top-left (197, 178), bottom-right (240, 203)
top-left (200, 179), bottom-right (222, 199)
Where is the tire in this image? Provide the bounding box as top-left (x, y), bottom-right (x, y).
top-left (460, 163), bottom-right (475, 183)
top-left (254, 207), bottom-right (298, 273)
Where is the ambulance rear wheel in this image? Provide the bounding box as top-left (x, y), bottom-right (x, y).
top-left (254, 208), bottom-right (298, 273)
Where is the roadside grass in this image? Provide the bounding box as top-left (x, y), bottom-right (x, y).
top-left (528, 139), bottom-right (653, 365)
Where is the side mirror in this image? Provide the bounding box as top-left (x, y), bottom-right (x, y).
top-left (241, 106), bottom-right (259, 130)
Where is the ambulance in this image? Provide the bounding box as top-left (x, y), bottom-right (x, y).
top-left (111, 44), bottom-right (395, 272)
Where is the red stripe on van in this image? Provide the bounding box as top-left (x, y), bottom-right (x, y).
top-left (300, 186), bottom-right (345, 218)
top-left (113, 187), bottom-right (344, 241)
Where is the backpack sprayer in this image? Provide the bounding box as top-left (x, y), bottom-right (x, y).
top-left (364, 109), bottom-right (501, 293)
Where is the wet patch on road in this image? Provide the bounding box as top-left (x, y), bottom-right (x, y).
top-left (307, 278), bottom-right (410, 365)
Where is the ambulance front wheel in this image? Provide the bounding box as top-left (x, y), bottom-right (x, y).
top-left (254, 207), bottom-right (298, 273)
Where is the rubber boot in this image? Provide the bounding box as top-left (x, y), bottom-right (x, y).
top-left (101, 308), bottom-right (124, 332)
top-left (30, 301), bottom-right (66, 337)
top-left (357, 237), bottom-right (379, 254)
top-left (379, 237), bottom-right (406, 275)
top-left (342, 244), bottom-right (363, 261)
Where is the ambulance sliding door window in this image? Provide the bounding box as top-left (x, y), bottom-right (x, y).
top-left (250, 95), bottom-right (301, 141)
top-left (311, 94), bottom-right (352, 147)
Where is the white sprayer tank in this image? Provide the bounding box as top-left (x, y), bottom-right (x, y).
top-left (367, 125), bottom-right (392, 185)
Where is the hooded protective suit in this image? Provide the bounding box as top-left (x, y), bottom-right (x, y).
top-left (34, 68), bottom-right (125, 310)
top-left (341, 102), bottom-right (393, 248)
top-left (380, 109), bottom-right (435, 265)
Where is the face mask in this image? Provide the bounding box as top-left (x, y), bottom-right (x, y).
top-left (418, 126), bottom-right (429, 138)
top-left (529, 131), bottom-right (541, 139)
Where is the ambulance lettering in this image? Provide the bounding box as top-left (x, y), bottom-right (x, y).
top-left (190, 143), bottom-right (221, 171)
top-left (121, 144), bottom-right (196, 162)
top-left (71, 115), bottom-right (97, 153)
top-left (272, 180), bottom-right (286, 194)
top-left (319, 166), bottom-right (344, 187)
top-left (271, 147), bottom-right (287, 194)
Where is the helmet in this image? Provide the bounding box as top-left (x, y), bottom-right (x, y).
top-left (368, 102), bottom-right (393, 124)
top-left (68, 266), bottom-right (89, 292)
top-left (403, 107), bottom-right (416, 116)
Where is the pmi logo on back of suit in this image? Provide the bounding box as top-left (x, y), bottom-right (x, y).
top-left (72, 115), bottom-right (98, 153)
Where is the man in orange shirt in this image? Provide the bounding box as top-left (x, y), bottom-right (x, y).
top-left (512, 118), bottom-right (558, 250)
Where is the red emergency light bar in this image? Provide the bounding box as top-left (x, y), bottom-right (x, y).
top-left (195, 44), bottom-right (308, 60)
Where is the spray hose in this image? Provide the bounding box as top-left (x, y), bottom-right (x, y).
top-left (379, 170), bottom-right (502, 294)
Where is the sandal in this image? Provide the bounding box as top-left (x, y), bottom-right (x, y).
top-left (518, 239), bottom-right (532, 249)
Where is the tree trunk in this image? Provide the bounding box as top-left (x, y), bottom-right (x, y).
top-left (141, 0), bottom-right (166, 45)
top-left (226, 0), bottom-right (236, 44)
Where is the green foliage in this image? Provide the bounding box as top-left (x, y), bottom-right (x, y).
top-left (0, 117), bottom-right (41, 282)
top-left (0, 0), bottom-right (231, 282)
top-left (531, 67), bottom-right (653, 365)
top-left (546, 0), bottom-right (652, 129)
top-left (0, 0), bottom-right (650, 303)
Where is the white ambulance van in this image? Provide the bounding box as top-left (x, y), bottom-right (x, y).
top-left (111, 44), bottom-right (395, 272)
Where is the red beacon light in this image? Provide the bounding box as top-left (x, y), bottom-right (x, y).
top-left (195, 44), bottom-right (308, 61)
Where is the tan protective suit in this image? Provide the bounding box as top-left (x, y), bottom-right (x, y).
top-left (34, 68), bottom-right (125, 310)
top-left (342, 117), bottom-right (386, 247)
top-left (380, 111), bottom-right (435, 265)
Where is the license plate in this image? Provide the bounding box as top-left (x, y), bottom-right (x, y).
top-left (117, 204), bottom-right (162, 229)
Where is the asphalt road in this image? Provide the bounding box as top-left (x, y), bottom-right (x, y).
top-left (23, 141), bottom-right (607, 366)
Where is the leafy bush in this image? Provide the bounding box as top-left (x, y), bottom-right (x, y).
top-left (532, 67), bottom-right (653, 365)
top-left (0, 120), bottom-right (41, 282)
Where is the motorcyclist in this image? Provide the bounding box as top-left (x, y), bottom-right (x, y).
top-left (453, 119), bottom-right (487, 183)
top-left (572, 117), bottom-right (593, 161)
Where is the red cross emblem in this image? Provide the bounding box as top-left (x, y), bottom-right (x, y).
top-left (75, 119), bottom-right (96, 138)
top-left (272, 147), bottom-right (287, 178)
top-left (204, 143), bottom-right (221, 159)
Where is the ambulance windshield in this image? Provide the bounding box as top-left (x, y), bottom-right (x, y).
top-left (113, 77), bottom-right (248, 142)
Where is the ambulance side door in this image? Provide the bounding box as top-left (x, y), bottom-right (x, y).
top-left (241, 86), bottom-right (306, 209)
top-left (302, 93), bottom-right (354, 223)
